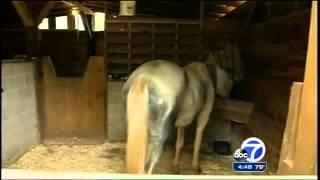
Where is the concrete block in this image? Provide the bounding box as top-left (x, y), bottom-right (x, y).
top-left (1, 119), bottom-right (39, 165)
top-left (1, 78), bottom-right (9, 91)
top-left (3, 76), bottom-right (24, 91)
top-left (1, 64), bottom-right (16, 78)
top-left (107, 92), bottom-right (123, 104)
top-left (23, 63), bottom-right (34, 74)
top-left (108, 116), bottom-right (127, 141)
top-left (5, 104), bottom-right (20, 121)
top-left (108, 81), bottom-right (125, 92)
top-left (14, 63), bottom-right (33, 75)
top-left (18, 87), bottom-right (35, 101)
top-left (108, 103), bottom-right (125, 117)
top-left (24, 74), bottom-right (35, 87)
top-left (1, 107), bottom-right (7, 121)
top-left (6, 90), bottom-right (19, 104)
top-left (1, 92), bottom-right (8, 108)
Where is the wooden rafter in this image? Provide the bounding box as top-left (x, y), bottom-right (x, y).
top-left (208, 4), bottom-right (236, 14)
top-left (213, 1), bottom-right (246, 7)
top-left (206, 12), bottom-right (226, 18)
top-left (37, 1), bottom-right (57, 25)
top-left (61, 1), bottom-right (94, 15)
top-left (12, 1), bottom-right (34, 27)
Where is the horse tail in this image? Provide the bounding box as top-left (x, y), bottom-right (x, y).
top-left (126, 77), bottom-right (149, 174)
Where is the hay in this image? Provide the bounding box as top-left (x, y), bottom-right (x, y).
top-left (6, 141), bottom-right (276, 175)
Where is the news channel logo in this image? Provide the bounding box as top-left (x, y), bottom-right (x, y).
top-left (232, 137), bottom-right (268, 172)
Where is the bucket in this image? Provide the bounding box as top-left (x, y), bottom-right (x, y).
top-left (119, 1), bottom-right (136, 16)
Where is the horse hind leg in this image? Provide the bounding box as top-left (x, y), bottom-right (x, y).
top-left (192, 84), bottom-right (214, 173)
top-left (172, 112), bottom-right (195, 174)
top-left (172, 126), bottom-right (185, 174)
top-left (192, 113), bottom-right (209, 173)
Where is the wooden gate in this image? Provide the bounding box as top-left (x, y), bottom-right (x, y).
top-left (40, 56), bottom-right (106, 143)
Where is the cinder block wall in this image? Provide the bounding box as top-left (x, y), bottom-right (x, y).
top-left (107, 81), bottom-right (126, 141)
top-left (1, 61), bottom-right (40, 166)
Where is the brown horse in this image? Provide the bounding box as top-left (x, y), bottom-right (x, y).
top-left (122, 60), bottom-right (230, 174)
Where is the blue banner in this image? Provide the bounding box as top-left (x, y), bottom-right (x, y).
top-left (232, 162), bottom-right (267, 172)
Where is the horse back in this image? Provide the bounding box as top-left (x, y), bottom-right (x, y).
top-left (122, 60), bottom-right (186, 101)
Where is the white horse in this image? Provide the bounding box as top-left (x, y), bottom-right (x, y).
top-left (122, 59), bottom-right (231, 174)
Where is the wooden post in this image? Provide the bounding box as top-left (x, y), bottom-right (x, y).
top-left (12, 1), bottom-right (41, 59)
top-left (80, 12), bottom-right (95, 55)
top-left (12, 1), bottom-right (34, 27)
top-left (36, 1), bottom-right (56, 26)
top-left (266, 1), bottom-right (272, 20)
top-left (277, 1), bottom-right (317, 175)
top-left (25, 26), bottom-right (39, 58)
top-left (48, 16), bottom-right (56, 29)
top-left (67, 15), bottom-right (75, 30)
top-left (291, 1), bottom-right (317, 175)
top-left (277, 82), bottom-right (303, 173)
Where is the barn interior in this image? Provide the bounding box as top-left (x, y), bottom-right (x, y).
top-left (1, 0), bottom-right (317, 178)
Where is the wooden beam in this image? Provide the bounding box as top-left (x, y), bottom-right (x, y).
top-left (207, 4), bottom-right (235, 14)
top-left (213, 1), bottom-right (246, 7)
top-left (291, 1), bottom-right (317, 174)
top-left (36, 1), bottom-right (57, 25)
top-left (277, 82), bottom-right (303, 174)
top-left (61, 1), bottom-right (94, 15)
top-left (12, 1), bottom-right (34, 27)
top-left (80, 12), bottom-right (93, 40)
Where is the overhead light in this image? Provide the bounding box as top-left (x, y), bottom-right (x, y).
top-left (226, 6), bottom-right (236, 12)
top-left (216, 4), bottom-right (227, 8)
top-left (72, 9), bottom-right (79, 16)
top-left (112, 15), bottom-right (117, 18)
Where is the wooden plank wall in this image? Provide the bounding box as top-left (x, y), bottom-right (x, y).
top-left (41, 56), bottom-right (106, 141)
top-left (105, 17), bottom-right (202, 75)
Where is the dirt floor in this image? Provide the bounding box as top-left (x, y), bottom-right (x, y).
top-left (6, 141), bottom-right (276, 175)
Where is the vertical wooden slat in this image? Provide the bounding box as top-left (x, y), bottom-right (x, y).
top-left (152, 23), bottom-right (155, 60)
top-left (128, 22), bottom-right (132, 73)
top-left (175, 23), bottom-right (179, 63)
top-left (199, 0), bottom-right (204, 61)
